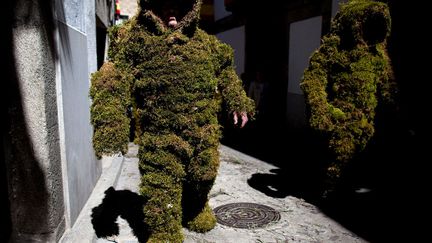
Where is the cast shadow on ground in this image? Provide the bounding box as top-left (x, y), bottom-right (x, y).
top-left (91, 187), bottom-right (149, 242)
top-left (227, 117), bottom-right (424, 242)
top-left (245, 130), bottom-right (328, 202)
top-left (223, 107), bottom-right (425, 242)
top-left (224, 124), bottom-right (330, 203)
top-left (247, 168), bottom-right (324, 202)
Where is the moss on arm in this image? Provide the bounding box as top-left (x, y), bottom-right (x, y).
top-left (300, 37), bottom-right (341, 132)
top-left (90, 62), bottom-right (132, 158)
top-left (214, 42), bottom-right (255, 116)
top-left (376, 45), bottom-right (398, 106)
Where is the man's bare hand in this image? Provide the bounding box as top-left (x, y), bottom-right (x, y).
top-left (233, 111), bottom-right (248, 128)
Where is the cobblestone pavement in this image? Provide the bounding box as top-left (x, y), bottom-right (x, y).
top-left (95, 143), bottom-right (366, 243)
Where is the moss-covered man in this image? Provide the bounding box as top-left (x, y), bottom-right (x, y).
top-left (90, 0), bottom-right (254, 241)
top-left (300, 0), bottom-right (396, 189)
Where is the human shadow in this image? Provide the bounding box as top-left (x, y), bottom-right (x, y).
top-left (244, 126), bottom-right (331, 202)
top-left (247, 168), bottom-right (324, 202)
top-left (91, 187), bottom-right (149, 243)
top-left (221, 115), bottom-right (330, 202)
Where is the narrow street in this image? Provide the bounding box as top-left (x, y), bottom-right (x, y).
top-left (85, 143), bottom-right (366, 243)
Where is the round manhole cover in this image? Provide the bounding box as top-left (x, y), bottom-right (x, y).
top-left (213, 202), bottom-right (281, 229)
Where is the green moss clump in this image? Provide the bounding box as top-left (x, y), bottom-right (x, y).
top-left (140, 170), bottom-right (184, 242)
top-left (185, 202), bottom-right (216, 232)
top-left (90, 0), bottom-right (255, 240)
top-left (300, 0), bottom-right (397, 187)
top-left (90, 62), bottom-right (132, 158)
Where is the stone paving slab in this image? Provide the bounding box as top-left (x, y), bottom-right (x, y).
top-left (184, 145), bottom-right (365, 243)
top-left (95, 143), bottom-right (141, 243)
top-left (94, 143), bottom-right (366, 243)
top-left (59, 154), bottom-right (125, 243)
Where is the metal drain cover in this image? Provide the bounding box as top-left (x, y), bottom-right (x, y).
top-left (213, 202), bottom-right (281, 229)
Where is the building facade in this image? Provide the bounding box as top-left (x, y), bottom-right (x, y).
top-left (2, 0), bottom-right (115, 241)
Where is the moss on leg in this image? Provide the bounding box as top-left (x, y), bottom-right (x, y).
top-left (138, 133), bottom-right (189, 242)
top-left (182, 146), bottom-right (219, 232)
top-left (184, 201), bottom-right (216, 233)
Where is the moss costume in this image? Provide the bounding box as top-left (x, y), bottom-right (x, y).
top-left (300, 0), bottom-right (396, 181)
top-left (90, 0), bottom-right (254, 241)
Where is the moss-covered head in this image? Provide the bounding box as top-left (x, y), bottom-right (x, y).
top-left (332, 0), bottom-right (391, 47)
top-left (138, 0), bottom-right (202, 34)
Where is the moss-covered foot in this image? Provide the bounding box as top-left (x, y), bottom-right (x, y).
top-left (146, 232), bottom-right (184, 243)
top-left (185, 203), bottom-right (216, 233)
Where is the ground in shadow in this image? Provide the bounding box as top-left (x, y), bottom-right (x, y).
top-left (222, 108), bottom-right (425, 242)
top-left (91, 187), bottom-right (149, 242)
top-left (223, 121), bottom-right (330, 202)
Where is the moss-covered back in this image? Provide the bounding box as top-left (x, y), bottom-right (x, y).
top-left (300, 0), bottom-right (396, 181)
top-left (90, 0), bottom-right (255, 241)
